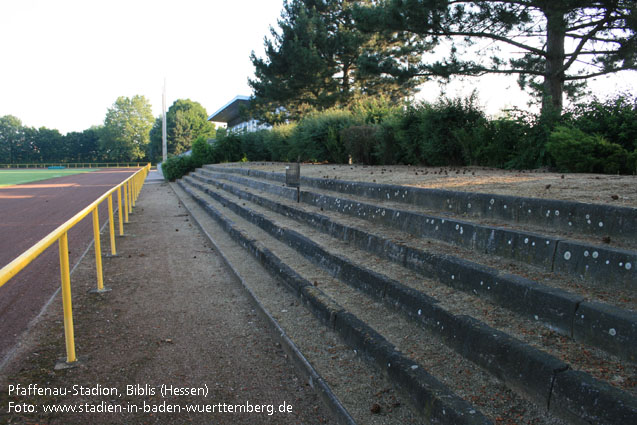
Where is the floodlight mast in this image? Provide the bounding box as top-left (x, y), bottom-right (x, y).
top-left (162, 78), bottom-right (167, 162)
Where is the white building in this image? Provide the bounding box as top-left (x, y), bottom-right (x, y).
top-left (207, 95), bottom-right (271, 133)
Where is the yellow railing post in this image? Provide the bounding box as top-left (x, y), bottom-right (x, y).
top-left (128, 180), bottom-right (133, 213)
top-left (58, 232), bottom-right (76, 363)
top-left (107, 194), bottom-right (116, 255)
top-left (128, 179), bottom-right (133, 215)
top-left (92, 207), bottom-right (104, 291)
top-left (117, 187), bottom-right (124, 235)
top-left (130, 177), bottom-right (137, 207)
top-left (123, 183), bottom-right (129, 223)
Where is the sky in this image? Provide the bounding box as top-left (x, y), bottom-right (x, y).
top-left (0, 0), bottom-right (284, 134)
top-left (1, 0), bottom-right (635, 135)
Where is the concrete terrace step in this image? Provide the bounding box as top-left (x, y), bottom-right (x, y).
top-left (171, 184), bottom-right (419, 425)
top-left (187, 171), bottom-right (637, 363)
top-left (201, 166), bottom-right (637, 288)
top-left (175, 181), bottom-right (491, 425)
top-left (176, 172), bottom-right (637, 425)
top-left (203, 164), bottom-right (637, 244)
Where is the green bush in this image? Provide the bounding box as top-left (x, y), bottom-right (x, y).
top-left (290, 109), bottom-right (361, 163)
top-left (161, 155), bottom-right (193, 181)
top-left (566, 93), bottom-right (637, 152)
top-left (265, 123), bottom-right (296, 162)
top-left (425, 96), bottom-right (487, 166)
top-left (547, 126), bottom-right (632, 174)
top-left (392, 105), bottom-right (426, 165)
top-left (629, 150), bottom-right (637, 174)
top-left (468, 118), bottom-right (526, 167)
top-left (340, 125), bottom-right (380, 165)
top-left (190, 135), bottom-right (215, 168)
top-left (497, 108), bottom-right (558, 170)
top-left (176, 92), bottom-right (636, 175)
top-left (240, 130), bottom-right (270, 162)
top-left (211, 133), bottom-right (244, 163)
top-left (374, 112), bottom-right (402, 165)
top-left (350, 96), bottom-right (402, 124)
top-left (390, 96), bottom-right (487, 166)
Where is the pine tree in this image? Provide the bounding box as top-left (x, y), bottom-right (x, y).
top-left (249, 0), bottom-right (425, 123)
top-left (355, 0), bottom-right (637, 116)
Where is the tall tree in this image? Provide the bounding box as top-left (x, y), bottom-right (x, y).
top-left (355, 0), bottom-right (637, 115)
top-left (148, 118), bottom-right (164, 163)
top-left (65, 127), bottom-right (102, 162)
top-left (100, 95), bottom-right (154, 162)
top-left (249, 0), bottom-right (424, 123)
top-left (148, 99), bottom-right (216, 162)
top-left (1, 117), bottom-right (104, 163)
top-left (29, 127), bottom-right (65, 162)
top-left (0, 115), bottom-right (24, 164)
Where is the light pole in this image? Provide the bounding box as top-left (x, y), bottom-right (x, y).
top-left (162, 78), bottom-right (167, 162)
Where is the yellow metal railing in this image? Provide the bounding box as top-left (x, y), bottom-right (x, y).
top-left (0, 163), bottom-right (151, 365)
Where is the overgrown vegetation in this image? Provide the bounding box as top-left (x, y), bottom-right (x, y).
top-left (161, 93), bottom-right (637, 181)
top-left (547, 126), bottom-right (635, 174)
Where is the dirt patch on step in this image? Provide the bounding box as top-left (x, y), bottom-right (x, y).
top-left (218, 162), bottom-right (637, 208)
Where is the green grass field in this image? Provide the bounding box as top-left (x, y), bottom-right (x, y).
top-left (0, 169), bottom-right (98, 187)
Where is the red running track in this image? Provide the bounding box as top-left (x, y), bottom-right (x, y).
top-left (0, 168), bottom-right (138, 365)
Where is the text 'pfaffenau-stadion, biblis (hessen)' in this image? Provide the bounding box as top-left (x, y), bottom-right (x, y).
top-left (8, 383), bottom-right (209, 398)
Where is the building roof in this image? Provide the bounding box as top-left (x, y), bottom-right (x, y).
top-left (207, 95), bottom-right (250, 126)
